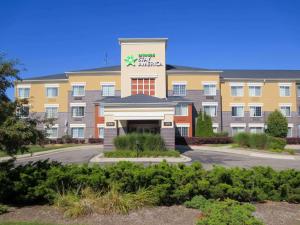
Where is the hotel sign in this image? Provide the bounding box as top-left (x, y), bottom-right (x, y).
top-left (125, 53), bottom-right (162, 67)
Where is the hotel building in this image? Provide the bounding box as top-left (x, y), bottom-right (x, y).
top-left (16, 38), bottom-right (300, 149)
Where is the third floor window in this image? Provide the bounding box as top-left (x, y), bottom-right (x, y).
top-left (18, 88), bottom-right (30, 99)
top-left (72, 85), bottom-right (85, 97)
top-left (248, 86), bottom-right (261, 97)
top-left (173, 83), bottom-right (186, 96)
top-left (46, 87), bottom-right (58, 98)
top-left (279, 85), bottom-right (291, 97)
top-left (203, 84), bottom-right (216, 96)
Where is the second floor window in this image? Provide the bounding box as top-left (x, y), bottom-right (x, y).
top-left (203, 84), bottom-right (216, 96)
top-left (173, 84), bottom-right (186, 96)
top-left (280, 106), bottom-right (291, 117)
top-left (232, 106), bottom-right (244, 117)
top-left (131, 78), bottom-right (155, 96)
top-left (45, 107), bottom-right (58, 118)
top-left (72, 106), bottom-right (85, 117)
top-left (231, 86), bottom-right (243, 97)
top-left (203, 105), bottom-right (217, 117)
top-left (18, 88), bottom-right (30, 99)
top-left (175, 104), bottom-right (188, 116)
top-left (46, 87), bottom-right (58, 97)
top-left (72, 85), bottom-right (85, 96)
top-left (249, 86), bottom-right (261, 97)
top-left (249, 106), bottom-right (262, 117)
top-left (279, 85), bottom-right (290, 97)
top-left (102, 85), bottom-right (115, 96)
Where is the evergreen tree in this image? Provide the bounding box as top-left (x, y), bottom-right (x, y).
top-left (266, 110), bottom-right (288, 138)
top-left (195, 111), bottom-right (214, 137)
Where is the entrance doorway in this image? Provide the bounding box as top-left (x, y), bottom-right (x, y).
top-left (127, 120), bottom-right (160, 134)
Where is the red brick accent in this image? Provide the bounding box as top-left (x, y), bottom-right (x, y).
top-left (174, 103), bottom-right (193, 137)
top-left (95, 104), bottom-right (105, 138)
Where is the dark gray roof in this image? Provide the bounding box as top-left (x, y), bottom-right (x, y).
top-left (23, 73), bottom-right (67, 81)
top-left (221, 70), bottom-right (300, 79)
top-left (70, 65), bottom-right (121, 72)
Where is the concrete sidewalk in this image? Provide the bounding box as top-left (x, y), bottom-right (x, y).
top-left (185, 145), bottom-right (299, 160)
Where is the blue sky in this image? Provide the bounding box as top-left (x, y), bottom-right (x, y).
top-left (1, 0), bottom-right (300, 99)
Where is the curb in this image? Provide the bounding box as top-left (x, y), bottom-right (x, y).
top-left (89, 153), bottom-right (192, 163)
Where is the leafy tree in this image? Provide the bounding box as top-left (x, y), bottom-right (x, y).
top-left (266, 110), bottom-right (288, 138)
top-left (0, 54), bottom-right (46, 156)
top-left (195, 111), bottom-right (214, 137)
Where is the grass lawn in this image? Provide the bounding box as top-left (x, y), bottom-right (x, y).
top-left (104, 150), bottom-right (180, 158)
top-left (0, 144), bottom-right (80, 157)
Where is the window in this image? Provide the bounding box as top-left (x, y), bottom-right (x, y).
top-left (287, 126), bottom-right (293, 137)
top-left (280, 106), bottom-right (291, 117)
top-left (298, 125), bottom-right (300, 137)
top-left (175, 104), bottom-right (188, 116)
top-left (203, 84), bottom-right (216, 96)
top-left (231, 86), bottom-right (243, 97)
top-left (17, 105), bottom-right (29, 118)
top-left (232, 127), bottom-right (245, 135)
top-left (98, 105), bottom-right (104, 116)
top-left (72, 85), bottom-right (85, 96)
top-left (212, 124), bottom-right (218, 133)
top-left (18, 88), bottom-right (30, 99)
top-left (203, 105), bottom-right (217, 117)
top-left (297, 85), bottom-right (300, 97)
top-left (131, 78), bottom-right (155, 96)
top-left (249, 106), bottom-right (262, 117)
top-left (173, 84), bottom-right (186, 96)
top-left (46, 87), bottom-right (58, 97)
top-left (46, 128), bottom-right (58, 138)
top-left (98, 127), bottom-right (104, 138)
top-left (298, 106), bottom-right (300, 116)
top-left (45, 107), bottom-right (58, 118)
top-left (279, 86), bottom-right (290, 97)
top-left (249, 127), bottom-right (264, 134)
top-left (71, 127), bottom-right (84, 138)
top-left (102, 84), bottom-right (115, 96)
top-left (249, 86), bottom-right (261, 97)
top-left (72, 106), bottom-right (85, 117)
top-left (176, 126), bottom-right (189, 137)
top-left (231, 106), bottom-right (244, 117)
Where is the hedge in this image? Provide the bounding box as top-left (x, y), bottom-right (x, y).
top-left (286, 138), bottom-right (300, 145)
top-left (42, 138), bottom-right (103, 144)
top-left (176, 137), bottom-right (233, 145)
top-left (0, 160), bottom-right (299, 205)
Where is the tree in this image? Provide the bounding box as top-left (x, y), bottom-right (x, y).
top-left (266, 110), bottom-right (288, 138)
top-left (0, 54), bottom-right (46, 156)
top-left (195, 111), bottom-right (214, 137)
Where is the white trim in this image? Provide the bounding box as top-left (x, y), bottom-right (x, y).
top-left (248, 123), bottom-right (264, 128)
top-left (100, 82), bottom-right (116, 86)
top-left (202, 81), bottom-right (217, 85)
top-left (70, 102), bottom-right (86, 107)
top-left (202, 102), bottom-right (218, 106)
top-left (130, 74), bottom-right (158, 78)
top-left (230, 103), bottom-right (245, 106)
top-left (288, 123), bottom-right (294, 128)
top-left (97, 124), bottom-right (105, 128)
top-left (248, 103), bottom-right (264, 107)
top-left (229, 82), bottom-right (245, 86)
top-left (70, 123), bottom-right (86, 128)
top-left (71, 82), bottom-right (86, 86)
top-left (44, 104), bottom-right (59, 108)
top-left (176, 123), bottom-right (190, 127)
top-left (213, 123), bottom-right (219, 128)
top-left (279, 103), bottom-right (292, 107)
top-left (44, 124), bottom-right (59, 128)
top-left (247, 82), bottom-right (263, 87)
top-left (278, 83), bottom-right (292, 87)
top-left (44, 83), bottom-right (60, 88)
top-left (230, 123), bottom-right (246, 128)
top-left (17, 84), bottom-right (31, 88)
top-left (172, 81), bottom-right (187, 85)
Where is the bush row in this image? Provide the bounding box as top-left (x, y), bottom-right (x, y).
top-left (176, 136), bottom-right (233, 145)
top-left (114, 133), bottom-right (166, 151)
top-left (43, 138), bottom-right (103, 145)
top-left (233, 133), bottom-right (286, 150)
top-left (286, 137), bottom-right (300, 145)
top-left (0, 160), bottom-right (299, 205)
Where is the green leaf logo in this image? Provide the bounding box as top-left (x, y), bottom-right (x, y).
top-left (125, 55), bottom-right (137, 66)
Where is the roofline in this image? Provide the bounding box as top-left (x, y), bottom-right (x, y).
top-left (167, 70), bottom-right (223, 74)
top-left (101, 102), bottom-right (177, 107)
top-left (17, 79), bottom-right (69, 82)
top-left (66, 71), bottom-right (121, 75)
top-left (222, 77), bottom-right (300, 81)
top-left (118, 38), bottom-right (168, 45)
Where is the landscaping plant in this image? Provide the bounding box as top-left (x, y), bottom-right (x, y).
top-left (195, 111), bottom-right (214, 137)
top-left (266, 110), bottom-right (288, 138)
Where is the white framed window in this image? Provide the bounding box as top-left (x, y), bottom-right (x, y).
top-left (173, 82), bottom-right (186, 96)
top-left (175, 103), bottom-right (188, 116)
top-left (97, 124), bottom-right (105, 138)
top-left (280, 104), bottom-right (291, 117)
top-left (45, 107), bottom-right (58, 118)
top-left (46, 127), bottom-right (58, 138)
top-left (202, 102), bottom-right (218, 117)
top-left (101, 83), bottom-right (115, 96)
top-left (18, 87), bottom-right (30, 99)
top-left (230, 83), bottom-right (244, 97)
top-left (249, 105), bottom-right (262, 117)
top-left (287, 124), bottom-right (293, 137)
top-left (176, 124), bottom-right (189, 137)
top-left (231, 105), bottom-right (244, 117)
top-left (72, 83), bottom-right (85, 97)
top-left (203, 82), bottom-right (217, 96)
top-left (248, 86), bottom-right (261, 97)
top-left (213, 123), bottom-right (219, 133)
top-left (72, 106), bottom-right (85, 117)
top-left (298, 106), bottom-right (300, 116)
top-left (279, 83), bottom-right (291, 97)
top-left (249, 127), bottom-right (264, 134)
top-left (71, 127), bottom-right (84, 138)
top-left (17, 105), bottom-right (30, 118)
top-left (298, 125), bottom-right (300, 137)
top-left (98, 105), bottom-right (104, 116)
top-left (46, 87), bottom-right (58, 97)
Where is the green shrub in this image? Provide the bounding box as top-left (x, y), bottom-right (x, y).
top-left (233, 132), bottom-right (250, 147)
top-left (266, 110), bottom-right (288, 138)
top-left (213, 131), bottom-right (229, 137)
top-left (0, 204), bottom-right (8, 214)
top-left (267, 136), bottom-right (286, 150)
top-left (113, 133), bottom-right (166, 151)
top-left (249, 133), bottom-right (268, 149)
top-left (104, 150), bottom-right (180, 158)
top-left (185, 196), bottom-right (264, 225)
top-left (195, 112), bottom-right (214, 137)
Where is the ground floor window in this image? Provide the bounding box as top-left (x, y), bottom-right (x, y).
top-left (231, 127), bottom-right (245, 135)
top-left (71, 127), bottom-right (84, 138)
top-left (287, 127), bottom-right (293, 137)
top-left (98, 127), bottom-right (104, 138)
top-left (203, 105), bottom-right (217, 117)
top-left (46, 128), bottom-right (58, 138)
top-left (176, 126), bottom-right (189, 137)
top-left (249, 127), bottom-right (264, 134)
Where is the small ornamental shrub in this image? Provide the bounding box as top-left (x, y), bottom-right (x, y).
top-left (195, 112), bottom-right (214, 137)
top-left (266, 136), bottom-right (286, 150)
top-left (233, 132), bottom-right (250, 147)
top-left (266, 110), bottom-right (288, 138)
top-left (249, 133), bottom-right (268, 149)
top-left (0, 204), bottom-right (8, 214)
